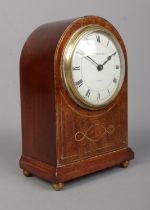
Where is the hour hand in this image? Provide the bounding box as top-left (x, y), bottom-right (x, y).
top-left (102, 52), bottom-right (116, 66)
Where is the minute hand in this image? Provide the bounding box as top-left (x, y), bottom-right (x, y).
top-left (85, 56), bottom-right (99, 67)
top-left (102, 52), bottom-right (116, 66)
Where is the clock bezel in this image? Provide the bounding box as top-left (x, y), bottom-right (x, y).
top-left (62, 24), bottom-right (125, 110)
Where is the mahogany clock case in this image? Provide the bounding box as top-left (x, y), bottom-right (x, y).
top-left (19, 16), bottom-right (134, 188)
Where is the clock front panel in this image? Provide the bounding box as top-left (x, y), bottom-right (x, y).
top-left (56, 22), bottom-right (127, 165)
top-left (57, 90), bottom-right (127, 165)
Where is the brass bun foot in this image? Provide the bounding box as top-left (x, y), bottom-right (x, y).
top-left (120, 160), bottom-right (130, 168)
top-left (52, 182), bottom-right (64, 191)
top-left (23, 170), bottom-right (33, 177)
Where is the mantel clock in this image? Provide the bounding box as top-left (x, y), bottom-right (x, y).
top-left (19, 15), bottom-right (134, 190)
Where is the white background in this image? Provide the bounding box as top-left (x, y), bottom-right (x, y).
top-left (0, 0), bottom-right (150, 209)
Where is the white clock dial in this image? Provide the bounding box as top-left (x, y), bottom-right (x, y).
top-left (62, 25), bottom-right (125, 109)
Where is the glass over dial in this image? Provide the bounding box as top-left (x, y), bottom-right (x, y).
top-left (62, 25), bottom-right (125, 109)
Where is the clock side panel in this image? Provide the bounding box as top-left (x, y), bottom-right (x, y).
top-left (20, 19), bottom-right (76, 167)
top-left (54, 16), bottom-right (128, 166)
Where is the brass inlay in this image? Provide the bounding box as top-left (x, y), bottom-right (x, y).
top-left (74, 124), bottom-right (115, 142)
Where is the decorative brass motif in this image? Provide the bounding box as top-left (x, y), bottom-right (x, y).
top-left (74, 124), bottom-right (115, 142)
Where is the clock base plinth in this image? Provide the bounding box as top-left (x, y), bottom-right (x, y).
top-left (120, 160), bottom-right (130, 168)
top-left (23, 170), bottom-right (33, 177)
top-left (51, 182), bottom-right (64, 191)
top-left (20, 147), bottom-right (134, 189)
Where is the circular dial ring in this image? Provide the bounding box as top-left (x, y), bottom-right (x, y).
top-left (62, 24), bottom-right (125, 110)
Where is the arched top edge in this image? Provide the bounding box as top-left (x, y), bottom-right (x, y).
top-left (19, 18), bottom-right (76, 68)
top-left (19, 15), bottom-right (127, 73)
top-left (54, 15), bottom-right (127, 66)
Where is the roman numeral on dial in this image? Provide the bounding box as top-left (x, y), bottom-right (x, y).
top-left (85, 89), bottom-right (91, 98)
top-left (113, 77), bottom-right (117, 84)
top-left (97, 92), bottom-right (100, 101)
top-left (107, 39), bottom-right (109, 46)
top-left (96, 35), bottom-right (100, 43)
top-left (116, 65), bottom-right (119, 69)
top-left (75, 79), bottom-right (83, 87)
top-left (73, 66), bottom-right (80, 70)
